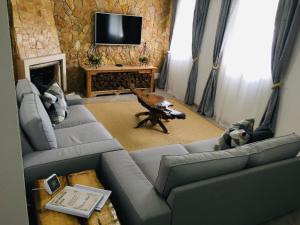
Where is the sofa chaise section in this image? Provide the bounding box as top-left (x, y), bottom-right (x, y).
top-left (100, 150), bottom-right (171, 225)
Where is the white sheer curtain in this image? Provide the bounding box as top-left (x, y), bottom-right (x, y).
top-left (214, 0), bottom-right (279, 128)
top-left (166, 0), bottom-right (196, 100)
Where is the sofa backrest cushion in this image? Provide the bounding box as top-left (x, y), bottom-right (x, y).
top-left (19, 93), bottom-right (57, 151)
top-left (16, 79), bottom-right (40, 106)
top-left (20, 127), bottom-right (34, 155)
top-left (155, 148), bottom-right (249, 198)
top-left (240, 133), bottom-right (300, 167)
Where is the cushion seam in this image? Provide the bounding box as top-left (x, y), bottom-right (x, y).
top-left (163, 152), bottom-right (249, 167)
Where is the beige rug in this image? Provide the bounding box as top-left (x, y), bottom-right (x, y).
top-left (85, 98), bottom-right (223, 151)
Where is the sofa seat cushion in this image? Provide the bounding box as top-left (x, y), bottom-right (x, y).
top-left (155, 148), bottom-right (249, 198)
top-left (16, 79), bottom-right (40, 105)
top-left (55, 122), bottom-right (113, 148)
top-left (53, 105), bottom-right (97, 129)
top-left (19, 93), bottom-right (57, 150)
top-left (239, 133), bottom-right (300, 167)
top-left (65, 94), bottom-right (83, 106)
top-left (130, 144), bottom-right (189, 185)
top-left (23, 139), bottom-right (123, 185)
top-left (184, 138), bottom-right (218, 153)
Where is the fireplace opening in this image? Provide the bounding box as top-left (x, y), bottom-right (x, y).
top-left (30, 62), bottom-right (59, 93)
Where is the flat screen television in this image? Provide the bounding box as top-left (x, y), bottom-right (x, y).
top-left (95, 12), bottom-right (142, 45)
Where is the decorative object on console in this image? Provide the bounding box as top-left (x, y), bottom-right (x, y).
top-left (139, 42), bottom-right (150, 66)
top-left (87, 45), bottom-right (102, 66)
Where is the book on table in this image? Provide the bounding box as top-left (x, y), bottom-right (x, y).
top-left (45, 186), bottom-right (103, 218)
top-left (73, 184), bottom-right (111, 211)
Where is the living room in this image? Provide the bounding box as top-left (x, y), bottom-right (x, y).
top-left (1, 0), bottom-right (300, 225)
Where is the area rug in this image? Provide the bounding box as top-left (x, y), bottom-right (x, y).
top-left (85, 98), bottom-right (223, 151)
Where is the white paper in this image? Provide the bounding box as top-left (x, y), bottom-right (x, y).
top-left (73, 184), bottom-right (112, 211)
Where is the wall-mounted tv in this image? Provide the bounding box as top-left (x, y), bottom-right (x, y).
top-left (95, 12), bottom-right (142, 45)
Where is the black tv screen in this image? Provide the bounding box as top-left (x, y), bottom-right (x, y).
top-left (95, 13), bottom-right (142, 45)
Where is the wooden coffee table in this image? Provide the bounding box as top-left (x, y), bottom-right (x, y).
top-left (132, 89), bottom-right (186, 133)
top-left (33, 170), bottom-right (120, 225)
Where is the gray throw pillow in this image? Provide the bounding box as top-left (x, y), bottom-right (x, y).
top-left (41, 82), bottom-right (68, 124)
top-left (155, 148), bottom-right (249, 198)
top-left (19, 93), bottom-right (57, 151)
top-left (215, 118), bottom-right (255, 150)
top-left (16, 79), bottom-right (40, 106)
top-left (19, 127), bottom-right (34, 155)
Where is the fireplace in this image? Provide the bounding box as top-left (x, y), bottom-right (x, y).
top-left (17, 53), bottom-right (67, 92)
top-left (30, 62), bottom-right (58, 93)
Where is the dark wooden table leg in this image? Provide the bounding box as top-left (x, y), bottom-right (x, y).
top-left (135, 112), bottom-right (150, 117)
top-left (158, 120), bottom-right (169, 134)
top-left (135, 117), bottom-right (150, 128)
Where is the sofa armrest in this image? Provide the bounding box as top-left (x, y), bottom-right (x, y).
top-left (100, 150), bottom-right (171, 225)
top-left (66, 94), bottom-right (83, 106)
top-left (23, 139), bottom-right (123, 188)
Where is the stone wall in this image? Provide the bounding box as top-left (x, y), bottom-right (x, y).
top-left (9, 0), bottom-right (61, 59)
top-left (51, 0), bottom-right (172, 93)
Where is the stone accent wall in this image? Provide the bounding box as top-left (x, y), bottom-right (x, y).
top-left (9, 0), bottom-right (61, 59)
top-left (51, 0), bottom-right (172, 93)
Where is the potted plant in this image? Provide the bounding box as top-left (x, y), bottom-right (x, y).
top-left (139, 42), bottom-right (150, 66)
top-left (139, 56), bottom-right (149, 65)
top-left (87, 45), bottom-right (102, 66)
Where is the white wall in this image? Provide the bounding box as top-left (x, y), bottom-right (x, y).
top-left (0, 1), bottom-right (29, 225)
top-left (276, 34), bottom-right (300, 136)
top-left (194, 0), bottom-right (222, 105)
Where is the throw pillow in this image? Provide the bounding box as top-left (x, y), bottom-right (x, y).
top-left (19, 93), bottom-right (58, 150)
top-left (41, 82), bottom-right (68, 124)
top-left (215, 118), bottom-right (255, 150)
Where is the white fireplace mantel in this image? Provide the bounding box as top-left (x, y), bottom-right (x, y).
top-left (17, 53), bottom-right (67, 91)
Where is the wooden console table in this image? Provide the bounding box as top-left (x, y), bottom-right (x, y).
top-left (80, 64), bottom-right (157, 97)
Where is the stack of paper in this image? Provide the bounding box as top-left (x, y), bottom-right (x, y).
top-left (46, 186), bottom-right (104, 218)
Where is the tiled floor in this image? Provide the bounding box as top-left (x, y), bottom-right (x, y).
top-left (83, 89), bottom-right (300, 225)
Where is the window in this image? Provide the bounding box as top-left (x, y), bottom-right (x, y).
top-left (215, 0), bottom-right (279, 127)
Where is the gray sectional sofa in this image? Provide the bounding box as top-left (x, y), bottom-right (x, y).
top-left (16, 79), bottom-right (300, 225)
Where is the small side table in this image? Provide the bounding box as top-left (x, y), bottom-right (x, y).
top-left (33, 170), bottom-right (120, 225)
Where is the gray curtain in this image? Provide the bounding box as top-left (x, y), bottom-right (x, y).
top-left (259, 0), bottom-right (300, 131)
top-left (198, 0), bottom-right (232, 117)
top-left (184, 0), bottom-right (210, 105)
top-left (157, 0), bottom-right (179, 89)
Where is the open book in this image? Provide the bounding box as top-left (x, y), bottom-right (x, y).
top-left (46, 186), bottom-right (103, 218)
